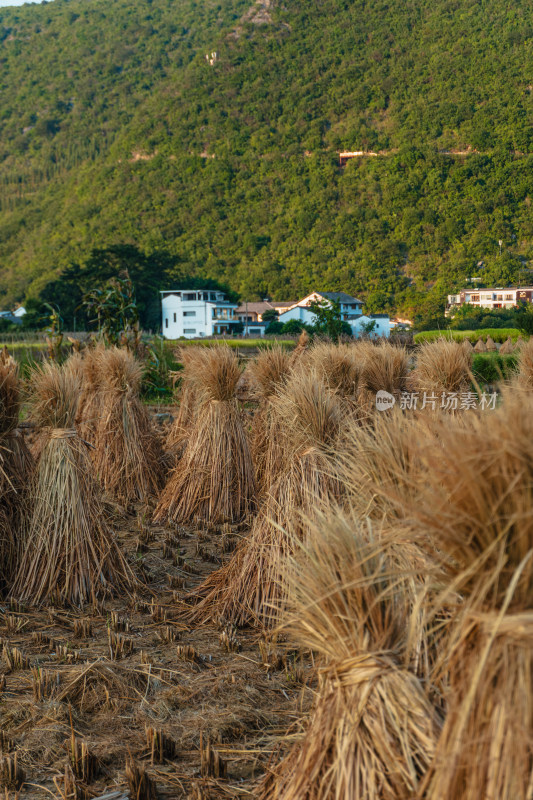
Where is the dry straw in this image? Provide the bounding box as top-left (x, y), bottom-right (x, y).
top-left (75, 345), bottom-right (106, 444)
top-left (259, 513), bottom-right (441, 799)
top-left (516, 336), bottom-right (533, 389)
top-left (248, 346), bottom-right (292, 493)
top-left (93, 347), bottom-right (163, 504)
top-left (499, 336), bottom-right (515, 355)
top-left (188, 372), bottom-right (345, 627)
top-left (155, 346), bottom-right (256, 527)
top-left (165, 346), bottom-right (206, 461)
top-left (410, 338), bottom-right (472, 396)
top-left (0, 350), bottom-right (33, 586)
top-left (10, 362), bottom-right (136, 606)
top-left (384, 391), bottom-right (533, 799)
top-left (358, 341), bottom-right (409, 412)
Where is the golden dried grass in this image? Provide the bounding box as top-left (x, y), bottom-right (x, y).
top-left (516, 336), bottom-right (533, 390)
top-left (166, 347), bottom-right (207, 459)
top-left (380, 391), bottom-right (533, 799)
top-left (410, 338), bottom-right (472, 396)
top-left (188, 373), bottom-right (345, 627)
top-left (259, 514), bottom-right (441, 799)
top-left (10, 362), bottom-right (136, 606)
top-left (155, 347), bottom-right (255, 527)
top-left (358, 341), bottom-right (409, 412)
top-left (93, 347), bottom-right (163, 504)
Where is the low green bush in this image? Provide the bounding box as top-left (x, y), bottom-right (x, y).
top-left (414, 329), bottom-right (524, 345)
top-left (471, 352), bottom-right (518, 384)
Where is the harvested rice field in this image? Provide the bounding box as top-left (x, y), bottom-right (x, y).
top-left (1, 335), bottom-right (532, 799)
top-left (0, 513), bottom-right (312, 799)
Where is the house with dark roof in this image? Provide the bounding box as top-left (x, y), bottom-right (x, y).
top-left (278, 291), bottom-right (390, 337)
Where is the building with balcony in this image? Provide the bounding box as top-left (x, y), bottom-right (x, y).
top-left (446, 286), bottom-right (533, 315)
top-left (161, 289), bottom-right (240, 339)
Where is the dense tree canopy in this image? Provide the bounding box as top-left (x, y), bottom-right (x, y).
top-left (0, 0), bottom-right (532, 319)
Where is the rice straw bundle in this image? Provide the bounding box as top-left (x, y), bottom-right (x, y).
top-left (338, 409), bottom-right (426, 525)
top-left (259, 514), bottom-right (441, 799)
top-left (248, 346), bottom-right (292, 492)
top-left (75, 345), bottom-right (105, 444)
top-left (473, 337), bottom-right (487, 352)
top-left (93, 348), bottom-right (163, 504)
top-left (0, 350), bottom-right (33, 508)
top-left (462, 338), bottom-right (474, 353)
top-left (10, 363), bottom-right (135, 606)
top-left (188, 373), bottom-right (345, 627)
top-left (358, 341), bottom-right (409, 413)
top-left (154, 346), bottom-right (255, 527)
top-left (302, 341), bottom-right (364, 417)
top-left (288, 329), bottom-right (310, 365)
top-left (516, 336), bottom-right (533, 390)
top-left (410, 338), bottom-right (472, 397)
top-left (387, 391), bottom-right (533, 799)
top-left (165, 347), bottom-right (206, 461)
top-left (485, 334), bottom-right (497, 352)
top-left (499, 336), bottom-right (514, 355)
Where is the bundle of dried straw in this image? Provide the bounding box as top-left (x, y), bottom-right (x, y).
top-left (155, 346), bottom-right (255, 527)
top-left (259, 514), bottom-right (441, 799)
top-left (10, 363), bottom-right (136, 606)
top-left (93, 348), bottom-right (163, 504)
top-left (188, 372), bottom-right (345, 627)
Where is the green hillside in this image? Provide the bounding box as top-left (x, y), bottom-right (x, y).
top-left (1, 0), bottom-right (533, 324)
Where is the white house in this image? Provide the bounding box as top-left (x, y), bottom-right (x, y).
top-left (278, 291), bottom-right (390, 337)
top-left (278, 291), bottom-right (364, 325)
top-left (349, 313), bottom-right (391, 338)
top-left (446, 286), bottom-right (533, 316)
top-left (161, 289), bottom-right (240, 339)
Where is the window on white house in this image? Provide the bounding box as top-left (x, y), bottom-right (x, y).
top-left (165, 318), bottom-right (168, 328)
top-left (173, 313), bottom-right (176, 322)
top-left (183, 311), bottom-right (196, 317)
top-left (210, 293), bottom-right (217, 301)
top-left (184, 328), bottom-right (196, 334)
top-left (183, 293), bottom-right (196, 301)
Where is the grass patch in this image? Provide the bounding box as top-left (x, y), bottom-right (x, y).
top-left (472, 352), bottom-right (518, 384)
top-left (414, 328), bottom-right (524, 345)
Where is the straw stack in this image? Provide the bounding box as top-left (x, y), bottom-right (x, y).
top-left (0, 350), bottom-right (33, 513)
top-left (387, 391), bottom-right (533, 799)
top-left (10, 363), bottom-right (135, 606)
top-left (154, 346), bottom-right (255, 527)
top-left (247, 346), bottom-right (292, 494)
top-left (485, 334), bottom-right (497, 351)
top-left (259, 513), bottom-right (441, 799)
top-left (188, 372), bottom-right (345, 627)
top-left (165, 347), bottom-right (205, 463)
top-left (93, 348), bottom-right (163, 504)
top-left (358, 341), bottom-right (409, 412)
top-left (75, 346), bottom-right (105, 445)
top-left (516, 337), bottom-right (533, 389)
top-left (498, 336), bottom-right (515, 355)
top-left (411, 338), bottom-right (472, 397)
top-left (473, 337), bottom-right (487, 352)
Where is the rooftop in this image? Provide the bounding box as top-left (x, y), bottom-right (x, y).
top-left (319, 291), bottom-right (364, 304)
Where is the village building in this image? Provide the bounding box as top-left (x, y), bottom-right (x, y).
top-left (447, 286), bottom-right (533, 315)
top-left (160, 289), bottom-right (240, 339)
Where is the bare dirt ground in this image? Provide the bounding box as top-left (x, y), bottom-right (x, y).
top-left (0, 412), bottom-right (312, 799)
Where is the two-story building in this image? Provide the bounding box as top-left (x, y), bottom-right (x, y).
top-left (447, 286), bottom-right (533, 315)
top-left (278, 291), bottom-right (365, 325)
top-left (161, 289), bottom-right (240, 339)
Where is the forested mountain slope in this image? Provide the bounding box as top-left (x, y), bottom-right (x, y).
top-left (1, 0), bottom-right (532, 320)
